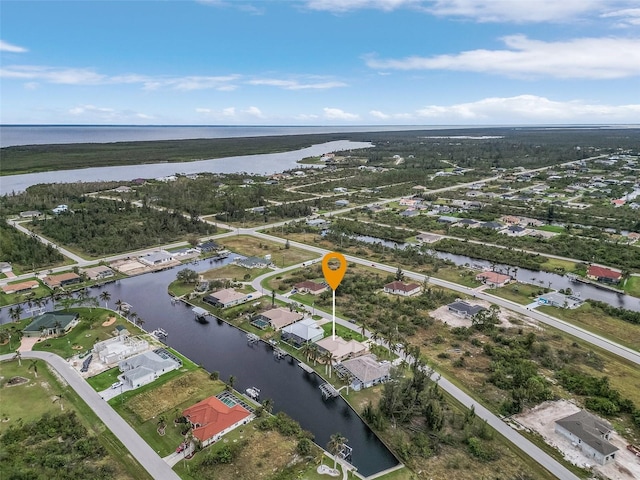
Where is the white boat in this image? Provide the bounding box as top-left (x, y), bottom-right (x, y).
top-left (245, 387), bottom-right (260, 399)
top-left (152, 328), bottom-right (168, 338)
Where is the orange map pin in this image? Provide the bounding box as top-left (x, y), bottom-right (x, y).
top-left (322, 252), bottom-right (347, 290)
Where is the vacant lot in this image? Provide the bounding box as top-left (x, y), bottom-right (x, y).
top-left (221, 235), bottom-right (320, 267)
top-left (515, 400), bottom-right (640, 480)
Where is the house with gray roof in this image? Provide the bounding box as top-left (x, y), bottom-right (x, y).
top-left (118, 348), bottom-right (182, 388)
top-left (555, 410), bottom-right (618, 465)
top-left (139, 250), bottom-right (174, 266)
top-left (236, 256), bottom-right (271, 269)
top-left (537, 292), bottom-right (583, 309)
top-left (447, 301), bottom-right (486, 318)
top-left (336, 354), bottom-right (391, 391)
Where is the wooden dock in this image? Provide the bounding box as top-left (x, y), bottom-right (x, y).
top-left (319, 382), bottom-right (339, 399)
top-left (298, 361), bottom-right (314, 374)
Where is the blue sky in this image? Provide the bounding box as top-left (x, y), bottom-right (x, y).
top-left (1, 0), bottom-right (639, 125)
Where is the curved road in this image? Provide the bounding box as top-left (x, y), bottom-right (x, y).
top-left (0, 351), bottom-right (181, 480)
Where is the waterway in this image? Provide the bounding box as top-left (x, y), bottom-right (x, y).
top-left (354, 234), bottom-right (640, 312)
top-left (0, 258), bottom-right (399, 476)
top-left (0, 140), bottom-right (372, 194)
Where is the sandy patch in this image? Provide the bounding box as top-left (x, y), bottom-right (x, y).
top-left (514, 400), bottom-right (640, 480)
top-left (102, 317), bottom-right (117, 327)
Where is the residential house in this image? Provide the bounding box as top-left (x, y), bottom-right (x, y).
top-left (537, 292), bottom-right (583, 309)
top-left (447, 301), bottom-right (486, 318)
top-left (400, 209), bottom-right (419, 217)
top-left (42, 272), bottom-right (82, 289)
top-left (383, 281), bottom-right (421, 297)
top-left (82, 265), bottom-right (115, 281)
top-left (183, 396), bottom-right (252, 448)
top-left (587, 265), bottom-right (622, 284)
top-left (197, 240), bottom-right (221, 253)
top-left (316, 336), bottom-right (368, 362)
top-left (281, 318), bottom-right (324, 347)
top-left (555, 410), bottom-right (618, 465)
top-left (416, 233), bottom-right (440, 244)
top-left (335, 199), bottom-right (350, 207)
top-left (476, 271), bottom-right (511, 288)
top-left (52, 204), bottom-right (68, 214)
top-left (0, 262), bottom-right (13, 273)
top-left (293, 280), bottom-right (328, 295)
top-left (334, 187), bottom-right (348, 193)
top-left (1, 280), bottom-right (39, 295)
top-left (23, 311), bottom-right (79, 337)
top-left (204, 288), bottom-right (252, 309)
top-left (139, 251), bottom-right (174, 266)
top-left (480, 221), bottom-right (504, 230)
top-left (118, 348), bottom-right (182, 388)
top-left (94, 335), bottom-right (148, 365)
top-left (252, 307), bottom-right (302, 331)
top-left (456, 218), bottom-right (479, 227)
top-left (306, 218), bottom-right (328, 227)
top-left (236, 256), bottom-right (270, 269)
top-left (19, 210), bottom-right (42, 218)
top-left (399, 198), bottom-right (420, 207)
top-left (501, 225), bottom-right (528, 236)
top-left (437, 216), bottom-right (459, 224)
top-left (114, 185), bottom-right (132, 193)
top-left (337, 354), bottom-right (391, 391)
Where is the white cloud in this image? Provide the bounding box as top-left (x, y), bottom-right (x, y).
top-left (68, 104), bottom-right (154, 121)
top-left (69, 104), bottom-right (115, 116)
top-left (601, 8), bottom-right (640, 27)
top-left (366, 35), bottom-right (640, 79)
top-left (294, 113), bottom-right (320, 120)
top-left (414, 95), bottom-right (640, 121)
top-left (370, 110), bottom-right (390, 119)
top-left (244, 106), bottom-right (264, 118)
top-left (1, 65), bottom-right (106, 84)
top-left (323, 107), bottom-right (359, 120)
top-left (195, 108), bottom-right (213, 114)
top-left (223, 107), bottom-right (236, 117)
top-left (247, 78), bottom-right (347, 90)
top-left (0, 40), bottom-right (28, 53)
top-left (306, 0), bottom-right (421, 13)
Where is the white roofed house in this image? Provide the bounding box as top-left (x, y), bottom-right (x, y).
top-left (139, 250), bottom-right (174, 266)
top-left (118, 348), bottom-right (182, 388)
top-left (252, 307), bottom-right (303, 331)
top-left (315, 336), bottom-right (368, 362)
top-left (281, 318), bottom-right (324, 348)
top-left (203, 288), bottom-right (252, 309)
top-left (383, 281), bottom-right (421, 297)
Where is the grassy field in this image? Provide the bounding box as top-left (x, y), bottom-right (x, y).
top-left (220, 235), bottom-right (320, 267)
top-left (624, 275), bottom-right (640, 297)
top-left (320, 322), bottom-right (366, 342)
top-left (32, 307), bottom-right (144, 358)
top-left (538, 302), bottom-right (640, 353)
top-left (0, 358), bottom-right (151, 479)
top-left (489, 282), bottom-right (548, 305)
top-left (539, 257), bottom-right (578, 273)
top-left (201, 263), bottom-right (271, 282)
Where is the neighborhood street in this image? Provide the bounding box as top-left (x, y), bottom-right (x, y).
top-left (0, 351), bottom-right (181, 480)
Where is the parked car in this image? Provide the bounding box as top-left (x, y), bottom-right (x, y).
top-left (176, 443), bottom-right (186, 453)
top-left (111, 381), bottom-right (123, 389)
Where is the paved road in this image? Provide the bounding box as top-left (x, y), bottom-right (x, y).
top-left (251, 260), bottom-right (581, 479)
top-left (0, 351), bottom-right (181, 480)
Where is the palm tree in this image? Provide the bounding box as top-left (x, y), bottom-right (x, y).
top-left (99, 291), bottom-right (111, 309)
top-left (10, 305), bottom-right (24, 322)
top-left (261, 398), bottom-right (274, 414)
top-left (129, 312), bottom-right (138, 325)
top-left (300, 342), bottom-right (313, 361)
top-left (327, 433), bottom-right (348, 469)
top-left (53, 393), bottom-right (64, 411)
top-left (115, 299), bottom-right (123, 313)
top-left (13, 350), bottom-right (22, 366)
top-left (135, 317), bottom-right (145, 329)
top-left (322, 350), bottom-right (333, 378)
top-left (28, 360), bottom-right (38, 378)
top-left (228, 375), bottom-right (236, 389)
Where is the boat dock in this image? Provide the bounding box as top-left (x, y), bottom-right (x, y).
top-left (247, 333), bottom-right (260, 344)
top-left (319, 382), bottom-right (340, 399)
top-left (298, 361), bottom-right (314, 374)
top-left (566, 274), bottom-right (625, 293)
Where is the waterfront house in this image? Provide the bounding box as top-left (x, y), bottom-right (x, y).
top-left (447, 301), bottom-right (486, 319)
top-left (23, 311), bottom-right (79, 337)
top-left (252, 307), bottom-right (303, 331)
top-left (281, 318), bottom-right (324, 348)
top-left (555, 410), bottom-right (618, 465)
top-left (315, 336), bottom-right (368, 362)
top-left (94, 334), bottom-right (148, 365)
top-left (204, 288), bottom-right (251, 309)
top-left (475, 271), bottom-right (511, 288)
top-left (337, 354), bottom-right (391, 391)
top-left (183, 396), bottom-right (252, 448)
top-left (293, 280), bottom-right (328, 295)
top-left (1, 280), bottom-right (39, 295)
top-left (537, 292), bottom-right (583, 309)
top-left (42, 272), bottom-right (82, 289)
top-left (306, 218), bottom-right (328, 227)
top-left (236, 256), bottom-right (271, 269)
top-left (416, 233), bottom-right (440, 244)
top-left (383, 281), bottom-right (421, 297)
top-left (139, 250), bottom-right (174, 267)
top-left (197, 240), bottom-right (221, 253)
top-left (118, 348), bottom-right (181, 388)
top-left (82, 265), bottom-right (115, 280)
top-left (587, 265), bottom-right (622, 284)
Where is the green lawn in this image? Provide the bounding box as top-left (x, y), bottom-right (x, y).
top-left (0, 279), bottom-right (51, 307)
top-left (432, 267), bottom-right (482, 288)
top-left (489, 282), bottom-right (548, 305)
top-left (86, 366), bottom-right (122, 391)
top-left (0, 358), bottom-right (151, 479)
top-left (32, 307), bottom-right (143, 359)
top-left (321, 322), bottom-right (366, 342)
top-left (624, 276), bottom-right (640, 298)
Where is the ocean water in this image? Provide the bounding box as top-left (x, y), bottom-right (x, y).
top-left (0, 124), bottom-right (435, 148)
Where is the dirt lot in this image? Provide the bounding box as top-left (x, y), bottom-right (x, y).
top-left (430, 299), bottom-right (534, 329)
top-left (514, 400), bottom-right (640, 480)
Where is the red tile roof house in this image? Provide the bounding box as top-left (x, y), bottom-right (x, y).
top-left (476, 271), bottom-right (512, 288)
top-left (183, 396), bottom-right (253, 448)
top-left (587, 265), bottom-right (622, 284)
top-left (383, 281), bottom-right (421, 297)
top-left (294, 280), bottom-right (328, 295)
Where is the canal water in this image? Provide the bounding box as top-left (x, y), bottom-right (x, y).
top-left (1, 258), bottom-right (399, 476)
top-left (354, 234), bottom-right (640, 312)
